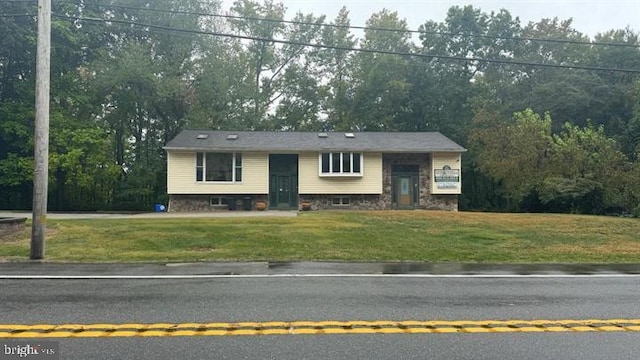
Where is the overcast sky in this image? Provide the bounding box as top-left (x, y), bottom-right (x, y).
top-left (224, 0), bottom-right (639, 38)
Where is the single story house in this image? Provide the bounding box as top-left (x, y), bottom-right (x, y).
top-left (163, 130), bottom-right (466, 211)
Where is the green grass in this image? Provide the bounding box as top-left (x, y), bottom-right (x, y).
top-left (1, 211), bottom-right (639, 263)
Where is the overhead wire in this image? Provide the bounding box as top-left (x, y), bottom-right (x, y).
top-left (51, 13), bottom-right (640, 74)
top-left (5, 0), bottom-right (640, 48)
top-left (2, 0), bottom-right (639, 73)
top-left (72, 1), bottom-right (640, 49)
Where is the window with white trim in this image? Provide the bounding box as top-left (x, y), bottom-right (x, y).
top-left (320, 152), bottom-right (362, 176)
top-left (196, 152), bottom-right (242, 182)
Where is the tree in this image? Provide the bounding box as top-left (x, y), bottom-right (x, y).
top-left (590, 29), bottom-right (640, 157)
top-left (316, 7), bottom-right (356, 130)
top-left (228, 0), bottom-right (287, 129)
top-left (546, 123), bottom-right (628, 213)
top-left (2, 0), bottom-right (639, 214)
top-left (0, 1), bottom-right (36, 103)
top-left (470, 108), bottom-right (636, 213)
top-left (343, 9), bottom-right (413, 131)
top-left (416, 6), bottom-right (520, 141)
top-left (470, 108), bottom-right (553, 208)
top-left (49, 118), bottom-right (120, 210)
top-left (270, 11), bottom-right (326, 130)
top-left (0, 103), bottom-right (34, 209)
top-left (78, 0), bottom-right (207, 209)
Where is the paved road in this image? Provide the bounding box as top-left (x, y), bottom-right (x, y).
top-left (1, 274), bottom-right (639, 359)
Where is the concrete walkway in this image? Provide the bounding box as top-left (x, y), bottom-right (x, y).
top-left (0, 210), bottom-right (298, 220)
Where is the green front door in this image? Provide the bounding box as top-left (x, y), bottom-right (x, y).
top-left (271, 174), bottom-right (296, 209)
top-left (269, 155), bottom-right (298, 209)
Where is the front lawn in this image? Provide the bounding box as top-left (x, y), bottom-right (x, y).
top-left (1, 211), bottom-right (639, 263)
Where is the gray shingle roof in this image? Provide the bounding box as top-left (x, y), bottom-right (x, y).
top-left (164, 130), bottom-right (466, 153)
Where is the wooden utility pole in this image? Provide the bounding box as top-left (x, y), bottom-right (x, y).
top-left (31, 0), bottom-right (51, 259)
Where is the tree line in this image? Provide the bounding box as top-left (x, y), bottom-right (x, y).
top-left (1, 0), bottom-right (639, 215)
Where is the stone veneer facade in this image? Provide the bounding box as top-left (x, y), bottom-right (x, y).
top-left (169, 194), bottom-right (269, 212)
top-left (299, 153), bottom-right (458, 211)
top-left (169, 153), bottom-right (458, 212)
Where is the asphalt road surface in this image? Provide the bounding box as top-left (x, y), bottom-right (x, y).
top-left (1, 271), bottom-right (639, 360)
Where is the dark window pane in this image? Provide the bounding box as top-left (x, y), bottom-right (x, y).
top-left (206, 153), bottom-right (233, 181)
top-left (343, 153), bottom-right (351, 173)
top-left (196, 153), bottom-right (204, 181)
top-left (332, 153), bottom-right (341, 173)
top-left (321, 153), bottom-right (330, 173)
top-left (235, 153), bottom-right (242, 182)
top-left (353, 153), bottom-right (361, 173)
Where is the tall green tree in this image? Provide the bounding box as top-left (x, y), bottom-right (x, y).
top-left (416, 6), bottom-right (518, 141)
top-left (78, 0), bottom-right (208, 209)
top-left (270, 11), bottom-right (326, 130)
top-left (0, 2), bottom-right (36, 209)
top-left (590, 29), bottom-right (640, 156)
top-left (545, 123), bottom-right (629, 213)
top-left (470, 109), bottom-right (554, 208)
top-left (228, 0), bottom-right (287, 129)
top-left (316, 7), bottom-right (356, 130)
top-left (345, 9), bottom-right (413, 131)
top-left (470, 108), bottom-right (636, 213)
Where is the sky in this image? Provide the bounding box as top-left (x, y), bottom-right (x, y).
top-left (223, 0), bottom-right (639, 38)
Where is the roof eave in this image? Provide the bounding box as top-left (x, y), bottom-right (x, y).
top-left (164, 147), bottom-right (466, 152)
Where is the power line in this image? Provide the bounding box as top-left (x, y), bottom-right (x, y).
top-left (54, 0), bottom-right (640, 49)
top-left (52, 13), bottom-right (640, 74)
top-left (0, 13), bottom-right (35, 17)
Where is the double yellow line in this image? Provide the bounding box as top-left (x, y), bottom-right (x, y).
top-left (2, 319), bottom-right (640, 338)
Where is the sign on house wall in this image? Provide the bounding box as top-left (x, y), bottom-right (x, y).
top-left (434, 166), bottom-right (460, 189)
top-left (431, 154), bottom-right (462, 194)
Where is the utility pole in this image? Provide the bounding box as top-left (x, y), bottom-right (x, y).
top-left (31, 0), bottom-right (51, 260)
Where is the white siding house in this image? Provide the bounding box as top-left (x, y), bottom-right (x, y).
top-left (164, 131), bottom-right (465, 211)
